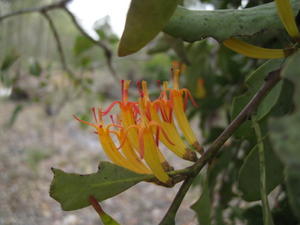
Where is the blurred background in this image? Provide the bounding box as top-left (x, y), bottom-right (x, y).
top-left (1, 0), bottom-right (300, 225)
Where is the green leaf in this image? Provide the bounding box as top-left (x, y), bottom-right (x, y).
top-left (118, 0), bottom-right (179, 56)
top-left (1, 51), bottom-right (19, 71)
top-left (238, 137), bottom-right (284, 202)
top-left (285, 166), bottom-right (300, 222)
top-left (272, 196), bottom-right (299, 225)
top-left (50, 161), bottom-right (152, 211)
top-left (7, 104), bottom-right (23, 127)
top-left (282, 49), bottom-right (300, 79)
top-left (271, 79), bottom-right (295, 117)
top-left (191, 180), bottom-right (211, 225)
top-left (164, 0), bottom-right (300, 42)
top-left (231, 59), bottom-right (283, 139)
top-left (29, 60), bottom-right (42, 77)
top-left (269, 111), bottom-right (300, 221)
top-left (95, 19), bottom-right (119, 45)
top-left (73, 35), bottom-right (94, 56)
top-left (242, 205), bottom-right (263, 225)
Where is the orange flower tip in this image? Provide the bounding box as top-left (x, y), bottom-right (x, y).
top-left (161, 161), bottom-right (174, 172)
top-left (183, 150), bottom-right (198, 162)
top-left (192, 141), bottom-right (204, 154)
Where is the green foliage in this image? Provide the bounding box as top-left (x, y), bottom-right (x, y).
top-left (95, 18), bottom-right (119, 45)
top-left (271, 79), bottom-right (295, 117)
top-left (286, 168), bottom-right (300, 222)
top-left (7, 104), bottom-right (23, 127)
top-left (270, 110), bottom-right (300, 221)
top-left (29, 60), bottom-right (42, 77)
top-left (50, 161), bottom-right (152, 211)
top-left (73, 35), bottom-right (94, 56)
top-left (238, 129), bottom-right (283, 202)
top-left (231, 59), bottom-right (284, 139)
top-left (118, 0), bottom-right (179, 56)
top-left (242, 205), bottom-right (264, 225)
top-left (282, 49), bottom-right (300, 78)
top-left (1, 50), bottom-right (19, 71)
top-left (191, 179), bottom-right (211, 225)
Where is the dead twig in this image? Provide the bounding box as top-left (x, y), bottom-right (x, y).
top-left (63, 7), bottom-right (119, 82)
top-left (41, 11), bottom-right (75, 78)
top-left (0, 0), bottom-right (72, 21)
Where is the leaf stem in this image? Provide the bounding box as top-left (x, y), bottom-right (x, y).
top-left (159, 69), bottom-right (282, 225)
top-left (252, 117), bottom-right (274, 225)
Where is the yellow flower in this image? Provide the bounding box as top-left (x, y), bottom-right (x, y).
top-left (223, 0), bottom-right (299, 59)
top-left (74, 64), bottom-right (201, 183)
top-left (137, 80), bottom-right (198, 161)
top-left (169, 62), bottom-right (203, 153)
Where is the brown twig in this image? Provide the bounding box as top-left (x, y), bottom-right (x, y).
top-left (63, 7), bottom-right (119, 82)
top-left (159, 69), bottom-right (282, 225)
top-left (41, 11), bottom-right (75, 78)
top-left (0, 0), bottom-right (72, 21)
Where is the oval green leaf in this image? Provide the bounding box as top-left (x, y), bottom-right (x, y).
top-left (50, 161), bottom-right (152, 211)
top-left (118, 0), bottom-right (179, 56)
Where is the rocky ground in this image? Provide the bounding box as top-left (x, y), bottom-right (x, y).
top-left (0, 99), bottom-right (200, 225)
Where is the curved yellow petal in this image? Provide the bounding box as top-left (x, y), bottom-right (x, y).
top-left (97, 129), bottom-right (134, 171)
top-left (150, 106), bottom-right (197, 161)
top-left (117, 132), bottom-right (152, 174)
top-left (223, 38), bottom-right (285, 59)
top-left (172, 92), bottom-right (202, 152)
top-left (143, 129), bottom-right (171, 183)
top-left (275, 0), bottom-right (300, 39)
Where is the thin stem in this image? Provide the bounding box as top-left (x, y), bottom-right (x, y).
top-left (252, 116), bottom-right (274, 225)
top-left (159, 69), bottom-right (282, 225)
top-left (63, 7), bottom-right (119, 83)
top-left (0, 0), bottom-right (72, 21)
top-left (41, 11), bottom-right (75, 78)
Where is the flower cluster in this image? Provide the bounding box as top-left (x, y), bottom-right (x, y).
top-left (75, 62), bottom-right (202, 184)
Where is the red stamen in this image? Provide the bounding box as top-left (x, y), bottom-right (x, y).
top-left (101, 101), bottom-right (121, 116)
top-left (155, 127), bottom-right (160, 147)
top-left (97, 108), bottom-right (103, 122)
top-left (110, 115), bottom-right (115, 124)
top-left (136, 80), bottom-right (144, 98)
top-left (138, 128), bottom-right (145, 159)
top-left (91, 107), bottom-right (98, 123)
top-left (149, 121), bottom-right (174, 146)
top-left (182, 89), bottom-right (198, 107)
top-left (73, 115), bottom-right (97, 128)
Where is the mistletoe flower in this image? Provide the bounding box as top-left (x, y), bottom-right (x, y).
top-left (137, 80), bottom-right (198, 162)
top-left (223, 0), bottom-right (299, 59)
top-left (74, 64), bottom-right (202, 184)
top-left (169, 62), bottom-right (203, 153)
